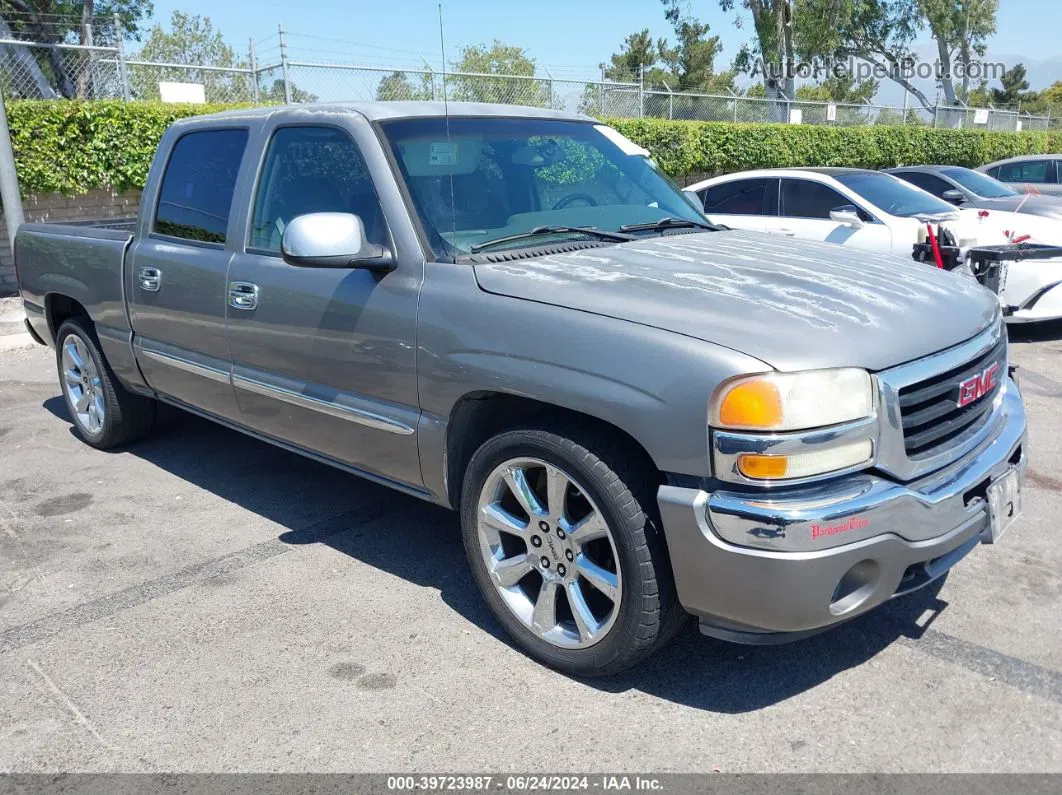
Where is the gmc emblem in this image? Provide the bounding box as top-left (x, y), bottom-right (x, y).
top-left (957, 363), bottom-right (1000, 408)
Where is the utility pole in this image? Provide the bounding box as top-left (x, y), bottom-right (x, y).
top-left (599, 65), bottom-right (606, 116)
top-left (248, 38), bottom-right (260, 103)
top-left (639, 63), bottom-right (645, 118)
top-left (114, 14), bottom-right (130, 100)
top-left (0, 90), bottom-right (25, 259)
top-left (279, 24), bottom-right (293, 104)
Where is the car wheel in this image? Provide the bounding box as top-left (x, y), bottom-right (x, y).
top-left (56, 317), bottom-right (156, 449)
top-left (460, 423), bottom-right (686, 676)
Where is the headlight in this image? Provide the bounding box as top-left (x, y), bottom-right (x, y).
top-left (709, 368), bottom-right (874, 432)
top-left (710, 368), bottom-right (878, 484)
top-left (735, 441), bottom-right (874, 481)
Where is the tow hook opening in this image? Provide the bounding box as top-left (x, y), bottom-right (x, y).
top-left (829, 559), bottom-right (880, 616)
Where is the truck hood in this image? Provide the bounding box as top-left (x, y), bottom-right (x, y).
top-left (472, 230), bottom-right (998, 372)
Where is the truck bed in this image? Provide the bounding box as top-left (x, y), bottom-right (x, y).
top-left (16, 220), bottom-right (137, 345)
top-left (41, 217), bottom-right (138, 233)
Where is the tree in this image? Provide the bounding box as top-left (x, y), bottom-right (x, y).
top-left (449, 40), bottom-right (547, 106)
top-left (657, 6), bottom-right (735, 92)
top-left (264, 79), bottom-right (316, 104)
top-left (1041, 81), bottom-right (1062, 106)
top-left (597, 11), bottom-right (733, 119)
top-left (797, 0), bottom-right (997, 114)
top-left (991, 63), bottom-right (1030, 106)
top-left (130, 11), bottom-right (246, 100)
top-left (0, 0), bottom-right (153, 97)
top-left (135, 11), bottom-right (236, 67)
top-left (376, 70), bottom-right (433, 101)
top-left (602, 30), bottom-right (660, 83)
top-left (795, 75), bottom-right (878, 104)
top-left (692, 0), bottom-right (798, 117)
top-left (796, 1), bottom-right (927, 109)
top-left (919, 0), bottom-right (997, 104)
top-left (129, 12), bottom-right (317, 104)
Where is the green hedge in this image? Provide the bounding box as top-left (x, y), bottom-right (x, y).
top-left (5, 100), bottom-right (244, 196)
top-left (606, 117), bottom-right (1062, 178)
top-left (6, 100), bottom-right (1062, 197)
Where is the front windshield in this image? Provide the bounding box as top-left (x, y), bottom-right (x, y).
top-left (941, 167), bottom-right (1019, 198)
top-left (835, 172), bottom-right (957, 218)
top-left (380, 117), bottom-right (706, 259)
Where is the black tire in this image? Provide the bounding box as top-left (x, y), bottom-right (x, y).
top-left (460, 422), bottom-right (687, 676)
top-left (55, 317), bottom-right (156, 449)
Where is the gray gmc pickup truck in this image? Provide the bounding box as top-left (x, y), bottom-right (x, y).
top-left (15, 102), bottom-right (1027, 676)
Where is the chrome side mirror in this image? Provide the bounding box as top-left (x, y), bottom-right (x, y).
top-left (829, 205), bottom-right (865, 229)
top-left (281, 212), bottom-right (394, 272)
top-left (942, 189), bottom-right (966, 205)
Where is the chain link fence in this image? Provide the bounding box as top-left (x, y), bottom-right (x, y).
top-left (0, 28), bottom-right (1056, 130)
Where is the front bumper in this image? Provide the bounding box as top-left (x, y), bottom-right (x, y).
top-left (657, 379), bottom-right (1027, 642)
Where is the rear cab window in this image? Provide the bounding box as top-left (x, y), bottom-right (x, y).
top-left (154, 128), bottom-right (249, 244)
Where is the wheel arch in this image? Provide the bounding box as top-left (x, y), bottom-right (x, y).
top-left (443, 391), bottom-right (663, 511)
top-left (45, 293), bottom-right (91, 343)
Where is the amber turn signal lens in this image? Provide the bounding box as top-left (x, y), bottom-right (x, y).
top-left (717, 379), bottom-right (783, 429)
top-left (736, 454), bottom-right (788, 479)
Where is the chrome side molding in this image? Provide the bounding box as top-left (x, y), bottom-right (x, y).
top-left (140, 348), bottom-right (231, 384)
top-left (231, 374), bottom-right (415, 435)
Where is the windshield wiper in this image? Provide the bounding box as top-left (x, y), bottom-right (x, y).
top-left (470, 225), bottom-right (634, 253)
top-left (619, 216), bottom-right (718, 233)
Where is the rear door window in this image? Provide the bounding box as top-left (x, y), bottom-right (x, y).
top-left (995, 160), bottom-right (1051, 184)
top-left (154, 129), bottom-right (249, 244)
top-left (698, 178), bottom-right (775, 215)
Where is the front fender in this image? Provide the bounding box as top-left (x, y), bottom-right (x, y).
top-left (415, 262), bottom-right (769, 498)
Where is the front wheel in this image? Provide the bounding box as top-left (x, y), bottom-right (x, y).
top-left (460, 425), bottom-right (685, 676)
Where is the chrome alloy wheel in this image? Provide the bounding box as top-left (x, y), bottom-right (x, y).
top-left (476, 457), bottom-right (623, 649)
top-left (61, 334), bottom-right (105, 435)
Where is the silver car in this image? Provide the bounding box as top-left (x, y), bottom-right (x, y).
top-left (886, 165), bottom-right (1062, 219)
top-left (978, 155), bottom-right (1062, 196)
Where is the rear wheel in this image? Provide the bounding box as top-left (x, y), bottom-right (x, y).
top-left (460, 424), bottom-right (685, 676)
top-left (55, 317), bottom-right (156, 449)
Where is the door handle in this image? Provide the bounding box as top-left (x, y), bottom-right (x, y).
top-left (138, 266), bottom-right (162, 291)
top-left (229, 282), bottom-right (259, 310)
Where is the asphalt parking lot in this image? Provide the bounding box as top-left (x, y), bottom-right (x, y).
top-left (1, 322), bottom-right (1061, 773)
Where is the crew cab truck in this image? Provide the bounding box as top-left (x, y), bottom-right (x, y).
top-left (15, 103), bottom-right (1027, 676)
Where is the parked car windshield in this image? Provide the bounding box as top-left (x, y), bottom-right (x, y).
top-left (380, 116), bottom-right (706, 259)
top-left (941, 167), bottom-right (1019, 198)
top-left (835, 172), bottom-right (957, 217)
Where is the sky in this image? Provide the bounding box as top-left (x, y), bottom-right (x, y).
top-left (147, 0), bottom-right (1062, 98)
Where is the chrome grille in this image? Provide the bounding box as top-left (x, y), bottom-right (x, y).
top-left (898, 337), bottom-right (1007, 458)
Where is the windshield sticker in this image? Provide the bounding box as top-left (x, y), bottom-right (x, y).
top-left (593, 125), bottom-right (650, 158)
top-left (429, 142), bottom-right (459, 166)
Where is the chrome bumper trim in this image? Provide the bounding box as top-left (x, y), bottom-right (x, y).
top-left (705, 380), bottom-right (1025, 552)
top-left (656, 378), bottom-right (1026, 635)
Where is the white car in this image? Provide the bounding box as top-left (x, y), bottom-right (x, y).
top-left (685, 167), bottom-right (1062, 322)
